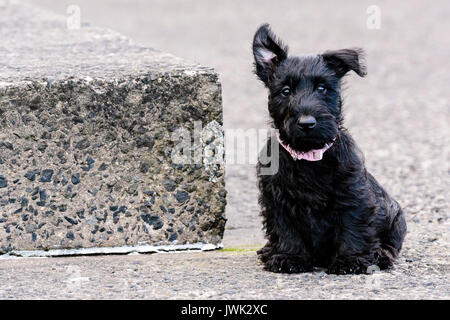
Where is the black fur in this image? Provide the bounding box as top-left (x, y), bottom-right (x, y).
top-left (253, 24), bottom-right (407, 274)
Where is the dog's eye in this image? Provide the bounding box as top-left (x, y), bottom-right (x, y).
top-left (317, 85), bottom-right (327, 94)
top-left (281, 87), bottom-right (291, 96)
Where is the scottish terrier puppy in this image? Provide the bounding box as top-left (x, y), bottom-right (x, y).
top-left (253, 24), bottom-right (407, 274)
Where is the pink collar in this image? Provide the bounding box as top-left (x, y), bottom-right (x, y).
top-left (277, 133), bottom-right (334, 161)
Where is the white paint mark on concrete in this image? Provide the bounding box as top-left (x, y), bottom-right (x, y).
top-left (0, 242), bottom-right (223, 259)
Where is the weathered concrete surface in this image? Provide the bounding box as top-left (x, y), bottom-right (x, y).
top-left (0, 1), bottom-right (226, 253)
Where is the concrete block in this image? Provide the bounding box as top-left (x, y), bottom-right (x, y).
top-left (0, 1), bottom-right (226, 255)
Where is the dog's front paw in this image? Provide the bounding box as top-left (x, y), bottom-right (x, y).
top-left (257, 243), bottom-right (275, 263)
top-left (327, 258), bottom-right (367, 275)
top-left (263, 254), bottom-right (313, 274)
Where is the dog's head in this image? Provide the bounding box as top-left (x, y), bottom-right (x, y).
top-left (253, 23), bottom-right (366, 152)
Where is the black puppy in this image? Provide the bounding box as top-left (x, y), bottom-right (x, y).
top-left (253, 24), bottom-right (407, 274)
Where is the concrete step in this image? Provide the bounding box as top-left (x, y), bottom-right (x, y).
top-left (0, 1), bottom-right (226, 255)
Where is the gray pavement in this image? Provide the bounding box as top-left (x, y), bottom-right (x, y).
top-left (0, 248), bottom-right (447, 299)
top-left (0, 0), bottom-right (448, 299)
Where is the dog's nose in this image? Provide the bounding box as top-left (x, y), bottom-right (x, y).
top-left (297, 115), bottom-right (316, 131)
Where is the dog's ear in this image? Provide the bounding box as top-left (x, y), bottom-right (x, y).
top-left (322, 48), bottom-right (367, 78)
top-left (253, 23), bottom-right (288, 84)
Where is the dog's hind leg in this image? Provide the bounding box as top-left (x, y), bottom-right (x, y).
top-left (368, 172), bottom-right (407, 269)
top-left (378, 204), bottom-right (407, 269)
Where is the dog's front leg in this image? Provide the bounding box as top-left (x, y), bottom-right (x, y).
top-left (258, 206), bottom-right (313, 274)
